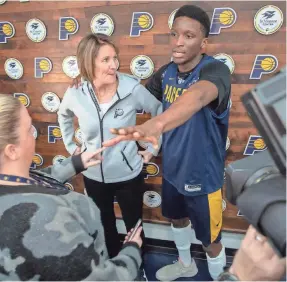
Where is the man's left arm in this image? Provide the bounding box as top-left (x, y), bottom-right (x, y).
top-left (153, 61), bottom-right (231, 133)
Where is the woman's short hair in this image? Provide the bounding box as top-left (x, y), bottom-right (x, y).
top-left (0, 94), bottom-right (21, 156)
top-left (77, 33), bottom-right (118, 82)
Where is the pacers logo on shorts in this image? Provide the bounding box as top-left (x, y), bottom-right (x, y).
top-left (13, 93), bottom-right (30, 107)
top-left (142, 162), bottom-right (159, 179)
top-left (210, 8), bottom-right (237, 35)
top-left (250, 55), bottom-right (278, 79)
top-left (30, 153), bottom-right (43, 169)
top-left (130, 12), bottom-right (154, 37)
top-left (59, 17), bottom-right (79, 40)
top-left (0, 21), bottom-right (15, 43)
top-left (35, 57), bottom-right (52, 78)
top-left (48, 125), bottom-right (62, 143)
top-left (243, 135), bottom-right (267, 155)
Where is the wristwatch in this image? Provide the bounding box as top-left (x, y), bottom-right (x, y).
top-left (218, 267), bottom-right (239, 281)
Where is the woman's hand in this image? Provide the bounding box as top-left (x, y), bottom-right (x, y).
top-left (73, 146), bottom-right (82, 156)
top-left (138, 150), bottom-right (154, 164)
top-left (81, 147), bottom-right (106, 169)
top-left (123, 227), bottom-right (143, 248)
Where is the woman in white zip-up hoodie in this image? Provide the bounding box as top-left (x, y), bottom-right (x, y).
top-left (58, 34), bottom-right (162, 265)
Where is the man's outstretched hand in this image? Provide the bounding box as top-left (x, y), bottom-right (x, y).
top-left (103, 119), bottom-right (163, 149)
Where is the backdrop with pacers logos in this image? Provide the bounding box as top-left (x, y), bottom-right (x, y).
top-left (0, 1), bottom-right (285, 233)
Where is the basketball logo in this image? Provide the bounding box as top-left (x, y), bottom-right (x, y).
top-left (4, 58), bottom-right (24, 79)
top-left (168, 9), bottom-right (178, 29)
top-left (65, 20), bottom-right (76, 32)
top-left (0, 22), bottom-right (15, 43)
top-left (250, 54), bottom-right (278, 79)
top-left (30, 153), bottom-right (44, 169)
top-left (253, 138), bottom-right (265, 150)
top-left (219, 10), bottom-right (234, 25)
top-left (25, 18), bottom-right (47, 42)
top-left (13, 93), bottom-right (30, 107)
top-left (142, 162), bottom-right (159, 179)
top-left (138, 15), bottom-right (151, 28)
top-left (261, 57), bottom-right (276, 71)
top-left (254, 5), bottom-right (283, 35)
top-left (48, 125), bottom-right (62, 143)
top-left (243, 135), bottom-right (267, 155)
top-left (59, 17), bottom-right (79, 40)
top-left (210, 8), bottom-right (237, 35)
top-left (130, 12), bottom-right (154, 37)
top-left (3, 23), bottom-right (13, 35)
top-left (35, 57), bottom-right (52, 78)
top-left (90, 13), bottom-right (114, 36)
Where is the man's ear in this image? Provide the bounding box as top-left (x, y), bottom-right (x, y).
top-left (201, 38), bottom-right (208, 50)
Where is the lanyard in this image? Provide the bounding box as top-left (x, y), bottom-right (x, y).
top-left (0, 173), bottom-right (68, 191)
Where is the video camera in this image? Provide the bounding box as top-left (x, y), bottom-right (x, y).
top-left (225, 68), bottom-right (286, 257)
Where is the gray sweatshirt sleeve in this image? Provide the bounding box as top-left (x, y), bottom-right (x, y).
top-left (1, 191), bottom-right (142, 281)
top-left (38, 155), bottom-right (84, 183)
top-left (59, 193), bottom-right (142, 281)
top-left (134, 84), bottom-right (163, 155)
top-left (57, 88), bottom-right (78, 155)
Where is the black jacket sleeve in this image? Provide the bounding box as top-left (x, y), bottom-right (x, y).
top-left (199, 60), bottom-right (231, 115)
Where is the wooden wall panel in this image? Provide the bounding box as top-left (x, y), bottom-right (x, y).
top-left (0, 1), bottom-right (286, 234)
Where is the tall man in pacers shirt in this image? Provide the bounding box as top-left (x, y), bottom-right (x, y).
top-left (104, 4), bottom-right (231, 281)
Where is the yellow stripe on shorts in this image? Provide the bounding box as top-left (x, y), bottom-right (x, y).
top-left (208, 188), bottom-right (223, 243)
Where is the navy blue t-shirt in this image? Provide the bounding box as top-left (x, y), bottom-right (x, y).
top-left (145, 55), bottom-right (231, 196)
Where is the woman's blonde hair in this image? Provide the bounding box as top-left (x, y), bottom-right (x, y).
top-left (77, 33), bottom-right (118, 83)
top-left (0, 94), bottom-right (21, 155)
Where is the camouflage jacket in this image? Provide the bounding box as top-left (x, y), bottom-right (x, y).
top-left (0, 156), bottom-right (142, 281)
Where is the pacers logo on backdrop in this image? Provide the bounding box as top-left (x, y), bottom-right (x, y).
top-left (210, 8), bottom-right (237, 35)
top-left (13, 93), bottom-right (30, 107)
top-left (250, 55), bottom-right (278, 79)
top-left (0, 21), bottom-right (15, 43)
top-left (30, 153), bottom-right (43, 169)
top-left (35, 57), bottom-right (52, 78)
top-left (243, 135), bottom-right (267, 155)
top-left (130, 12), bottom-right (154, 37)
top-left (59, 17), bottom-right (79, 40)
top-left (142, 162), bottom-right (159, 179)
top-left (48, 126), bottom-right (62, 143)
